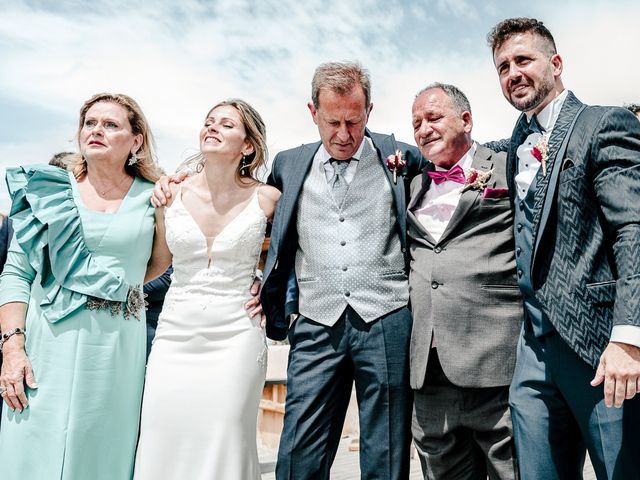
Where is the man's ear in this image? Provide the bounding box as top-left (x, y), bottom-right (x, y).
top-left (461, 111), bottom-right (473, 133)
top-left (308, 102), bottom-right (319, 125)
top-left (551, 53), bottom-right (563, 78)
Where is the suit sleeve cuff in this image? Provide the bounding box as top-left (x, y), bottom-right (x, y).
top-left (610, 325), bottom-right (640, 348)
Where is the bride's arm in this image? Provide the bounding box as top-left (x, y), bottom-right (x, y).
top-left (245, 185), bottom-right (282, 326)
top-left (257, 184), bottom-right (282, 222)
top-left (145, 207), bottom-right (173, 283)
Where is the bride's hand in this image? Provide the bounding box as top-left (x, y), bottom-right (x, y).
top-left (245, 278), bottom-right (265, 327)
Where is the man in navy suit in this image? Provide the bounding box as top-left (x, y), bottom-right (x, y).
top-left (261, 62), bottom-right (425, 479)
top-left (488, 17), bottom-right (640, 479)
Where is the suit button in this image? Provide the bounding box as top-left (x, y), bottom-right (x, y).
top-left (431, 281), bottom-right (439, 289)
top-left (516, 247), bottom-right (522, 256)
top-left (434, 246), bottom-right (442, 254)
top-left (345, 291), bottom-right (351, 297)
top-left (342, 266), bottom-right (348, 272)
top-left (401, 247), bottom-right (406, 253)
top-left (518, 269), bottom-right (523, 278)
top-left (517, 223), bottom-right (523, 232)
top-left (340, 240), bottom-right (346, 246)
top-left (339, 216), bottom-right (345, 222)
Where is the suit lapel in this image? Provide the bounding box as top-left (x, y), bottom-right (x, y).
top-left (438, 145), bottom-right (494, 243)
top-left (408, 165), bottom-right (433, 211)
top-left (530, 91), bottom-right (583, 263)
top-left (407, 167), bottom-right (437, 246)
top-left (507, 113), bottom-right (529, 204)
top-left (275, 143), bottom-right (318, 248)
top-left (369, 131), bottom-right (408, 246)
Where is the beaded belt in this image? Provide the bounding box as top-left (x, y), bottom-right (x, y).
top-left (85, 285), bottom-right (146, 320)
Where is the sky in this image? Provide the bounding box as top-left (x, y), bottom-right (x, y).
top-left (1, 0), bottom-right (639, 211)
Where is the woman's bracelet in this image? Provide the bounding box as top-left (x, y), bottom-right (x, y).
top-left (0, 327), bottom-right (26, 350)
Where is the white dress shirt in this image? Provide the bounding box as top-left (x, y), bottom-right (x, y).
top-left (515, 89), bottom-right (568, 199)
top-left (413, 143), bottom-right (477, 242)
top-left (318, 137), bottom-right (370, 184)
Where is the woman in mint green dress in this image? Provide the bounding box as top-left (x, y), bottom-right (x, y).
top-left (0, 93), bottom-right (162, 480)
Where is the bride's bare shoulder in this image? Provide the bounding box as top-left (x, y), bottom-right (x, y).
top-left (256, 184), bottom-right (281, 220)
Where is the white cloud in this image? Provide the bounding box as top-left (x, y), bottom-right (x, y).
top-left (1, 0), bottom-right (639, 213)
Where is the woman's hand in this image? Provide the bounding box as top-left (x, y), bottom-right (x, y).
top-left (0, 342), bottom-right (37, 412)
top-left (151, 172), bottom-right (188, 207)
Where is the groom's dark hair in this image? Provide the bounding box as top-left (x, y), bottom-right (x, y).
top-left (487, 17), bottom-right (557, 57)
top-left (311, 62), bottom-right (371, 109)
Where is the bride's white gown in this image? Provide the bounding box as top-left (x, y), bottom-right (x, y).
top-left (134, 187), bottom-right (267, 480)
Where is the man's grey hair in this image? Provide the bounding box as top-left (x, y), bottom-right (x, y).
top-left (311, 61), bottom-right (371, 109)
top-left (415, 82), bottom-right (472, 116)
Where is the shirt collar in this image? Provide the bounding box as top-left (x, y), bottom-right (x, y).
top-left (320, 136), bottom-right (368, 165)
top-left (526, 89), bottom-right (568, 132)
top-left (433, 142), bottom-right (477, 172)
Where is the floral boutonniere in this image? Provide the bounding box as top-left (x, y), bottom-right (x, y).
top-left (461, 168), bottom-right (494, 193)
top-left (386, 150), bottom-right (406, 184)
top-left (531, 133), bottom-right (550, 176)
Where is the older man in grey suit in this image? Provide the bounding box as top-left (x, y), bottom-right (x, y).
top-left (407, 83), bottom-right (522, 479)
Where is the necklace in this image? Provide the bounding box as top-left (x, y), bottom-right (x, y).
top-left (92, 174), bottom-right (131, 196)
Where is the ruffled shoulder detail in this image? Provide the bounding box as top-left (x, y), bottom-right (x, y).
top-left (6, 165), bottom-right (130, 323)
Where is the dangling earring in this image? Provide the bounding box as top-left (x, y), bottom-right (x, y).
top-left (128, 152), bottom-right (138, 166)
top-left (240, 154), bottom-right (249, 176)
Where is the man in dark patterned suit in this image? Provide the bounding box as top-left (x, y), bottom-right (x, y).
top-left (488, 17), bottom-right (640, 479)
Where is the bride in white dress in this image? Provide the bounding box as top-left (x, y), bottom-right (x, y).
top-left (135, 99), bottom-right (280, 480)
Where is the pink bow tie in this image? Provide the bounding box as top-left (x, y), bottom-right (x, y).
top-left (427, 164), bottom-right (466, 185)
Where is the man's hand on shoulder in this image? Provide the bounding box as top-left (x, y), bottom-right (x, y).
top-left (591, 341), bottom-right (640, 408)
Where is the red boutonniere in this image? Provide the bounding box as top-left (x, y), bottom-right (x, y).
top-left (461, 168), bottom-right (493, 193)
top-left (531, 133), bottom-right (550, 176)
top-left (386, 150), bottom-right (406, 184)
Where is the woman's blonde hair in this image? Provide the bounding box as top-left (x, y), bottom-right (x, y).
top-left (179, 98), bottom-right (267, 184)
top-left (69, 93), bottom-right (162, 182)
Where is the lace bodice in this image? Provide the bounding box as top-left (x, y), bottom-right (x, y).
top-left (164, 187), bottom-right (267, 298)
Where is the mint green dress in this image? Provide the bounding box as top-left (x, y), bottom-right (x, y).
top-left (0, 165), bottom-right (154, 480)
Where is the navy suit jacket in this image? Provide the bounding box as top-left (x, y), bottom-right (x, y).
top-left (0, 216), bottom-right (12, 274)
top-left (261, 131), bottom-right (426, 340)
top-left (506, 91), bottom-right (640, 367)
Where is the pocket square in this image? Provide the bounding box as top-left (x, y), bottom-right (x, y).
top-left (483, 187), bottom-right (509, 199)
top-left (562, 158), bottom-right (575, 171)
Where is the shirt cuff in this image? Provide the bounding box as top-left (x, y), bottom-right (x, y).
top-left (610, 325), bottom-right (640, 348)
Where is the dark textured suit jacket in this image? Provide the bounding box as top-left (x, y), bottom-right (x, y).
top-left (506, 91), bottom-right (640, 368)
top-left (0, 216), bottom-right (12, 273)
top-left (261, 131), bottom-right (426, 341)
top-left (407, 145), bottom-right (522, 390)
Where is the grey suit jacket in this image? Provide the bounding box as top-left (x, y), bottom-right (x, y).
top-left (261, 131), bottom-right (426, 341)
top-left (407, 145), bottom-right (523, 389)
top-left (506, 91), bottom-right (640, 368)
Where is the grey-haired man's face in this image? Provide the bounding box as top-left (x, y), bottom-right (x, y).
top-left (308, 86), bottom-right (372, 161)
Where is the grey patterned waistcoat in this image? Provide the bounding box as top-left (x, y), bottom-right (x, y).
top-left (295, 140), bottom-right (409, 326)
